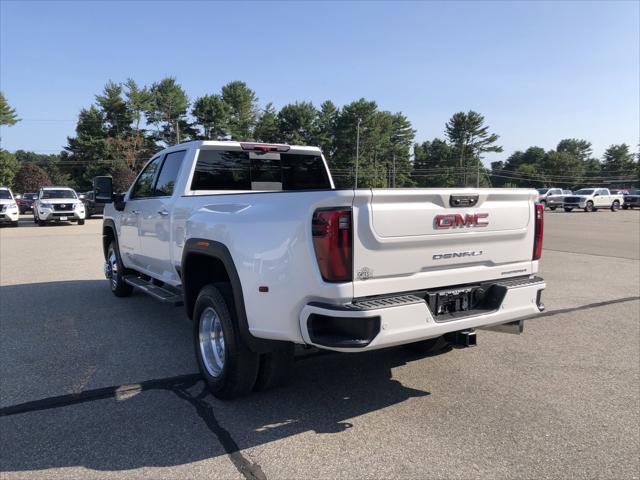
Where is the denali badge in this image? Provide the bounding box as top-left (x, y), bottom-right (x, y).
top-left (434, 213), bottom-right (489, 229)
top-left (433, 250), bottom-right (483, 260)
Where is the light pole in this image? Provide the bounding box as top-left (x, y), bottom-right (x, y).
top-left (355, 118), bottom-right (361, 189)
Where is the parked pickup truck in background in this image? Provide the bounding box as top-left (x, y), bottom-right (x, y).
top-left (622, 190), bottom-right (640, 209)
top-left (537, 188), bottom-right (565, 209)
top-left (95, 141), bottom-right (546, 399)
top-left (544, 189), bottom-right (572, 211)
top-left (563, 188), bottom-right (623, 212)
top-left (80, 191), bottom-right (105, 218)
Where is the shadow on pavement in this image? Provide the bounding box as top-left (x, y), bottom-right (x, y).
top-left (1, 279), bottom-right (431, 473)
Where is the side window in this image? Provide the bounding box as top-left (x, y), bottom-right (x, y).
top-left (154, 150), bottom-right (186, 196)
top-left (131, 156), bottom-right (163, 199)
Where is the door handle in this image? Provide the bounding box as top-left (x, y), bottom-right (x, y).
top-left (131, 210), bottom-right (140, 214)
top-left (158, 210), bottom-right (169, 216)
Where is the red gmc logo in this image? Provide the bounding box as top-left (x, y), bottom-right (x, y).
top-left (435, 213), bottom-right (489, 229)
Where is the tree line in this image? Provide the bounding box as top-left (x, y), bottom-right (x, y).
top-left (0, 82), bottom-right (638, 193)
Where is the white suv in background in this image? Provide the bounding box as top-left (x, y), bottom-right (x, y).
top-left (33, 187), bottom-right (86, 226)
top-left (0, 187), bottom-right (20, 227)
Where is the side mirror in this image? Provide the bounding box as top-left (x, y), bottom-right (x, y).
top-left (114, 193), bottom-right (126, 211)
top-left (93, 176), bottom-right (113, 203)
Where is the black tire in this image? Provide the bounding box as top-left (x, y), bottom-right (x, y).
top-left (106, 241), bottom-right (133, 297)
top-left (38, 219), bottom-right (46, 226)
top-left (253, 342), bottom-right (294, 392)
top-left (78, 219), bottom-right (85, 225)
top-left (622, 204), bottom-right (629, 210)
top-left (564, 207), bottom-right (573, 212)
top-left (585, 201), bottom-right (594, 212)
top-left (611, 201), bottom-right (620, 212)
top-left (11, 220), bottom-right (19, 227)
top-left (194, 284), bottom-right (260, 399)
top-left (33, 212), bottom-right (38, 223)
top-left (404, 336), bottom-right (450, 356)
top-left (549, 206), bottom-right (557, 211)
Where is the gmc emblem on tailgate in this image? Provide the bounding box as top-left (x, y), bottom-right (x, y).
top-left (434, 213), bottom-right (489, 229)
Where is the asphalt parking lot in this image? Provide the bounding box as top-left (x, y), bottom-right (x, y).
top-left (1, 210), bottom-right (639, 479)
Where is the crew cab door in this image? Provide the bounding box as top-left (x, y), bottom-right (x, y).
top-left (120, 155), bottom-right (163, 268)
top-left (137, 150), bottom-right (186, 282)
top-left (595, 189), bottom-right (610, 207)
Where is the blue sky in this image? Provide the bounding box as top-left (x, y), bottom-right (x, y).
top-left (1, 0), bottom-right (638, 164)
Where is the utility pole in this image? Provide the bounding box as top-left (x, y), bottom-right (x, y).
top-left (355, 118), bottom-right (361, 189)
top-left (393, 154), bottom-right (396, 188)
top-left (477, 153), bottom-right (481, 188)
top-left (176, 118), bottom-right (180, 144)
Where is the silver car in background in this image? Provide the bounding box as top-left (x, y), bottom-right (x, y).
top-left (546, 189), bottom-right (572, 210)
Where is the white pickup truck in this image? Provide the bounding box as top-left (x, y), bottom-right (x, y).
top-left (96, 141), bottom-right (546, 399)
top-left (562, 188), bottom-right (623, 212)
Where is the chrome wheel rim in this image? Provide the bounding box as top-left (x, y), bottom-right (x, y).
top-left (106, 249), bottom-right (118, 290)
top-left (199, 307), bottom-right (225, 378)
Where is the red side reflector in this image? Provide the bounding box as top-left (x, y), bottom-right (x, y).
top-left (240, 143), bottom-right (290, 152)
top-left (312, 208), bottom-right (353, 282)
top-left (533, 203), bottom-right (544, 260)
top-left (196, 241), bottom-right (210, 247)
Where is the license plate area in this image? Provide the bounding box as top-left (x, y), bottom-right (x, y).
top-left (426, 284), bottom-right (507, 322)
top-left (59, 216), bottom-right (68, 221)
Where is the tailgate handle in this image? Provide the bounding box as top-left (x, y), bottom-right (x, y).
top-left (450, 194), bottom-right (479, 207)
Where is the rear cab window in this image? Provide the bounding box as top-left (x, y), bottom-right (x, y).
top-left (190, 148), bottom-right (332, 192)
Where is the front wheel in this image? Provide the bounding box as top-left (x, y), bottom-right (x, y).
top-left (78, 218), bottom-right (85, 225)
top-left (549, 206), bottom-right (557, 211)
top-left (564, 207), bottom-right (573, 212)
top-left (194, 285), bottom-right (260, 399)
top-left (11, 220), bottom-right (19, 227)
top-left (585, 201), bottom-right (594, 212)
top-left (611, 201), bottom-right (620, 212)
top-left (622, 204), bottom-right (629, 210)
top-left (106, 241), bottom-right (133, 297)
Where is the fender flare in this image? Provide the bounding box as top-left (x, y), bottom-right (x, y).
top-left (181, 238), bottom-right (279, 353)
top-left (102, 218), bottom-right (118, 260)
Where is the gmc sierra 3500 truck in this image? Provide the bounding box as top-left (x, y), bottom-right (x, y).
top-left (95, 141), bottom-right (546, 399)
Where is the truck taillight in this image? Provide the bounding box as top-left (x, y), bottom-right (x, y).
top-left (533, 203), bottom-right (544, 260)
top-left (312, 208), bottom-right (352, 282)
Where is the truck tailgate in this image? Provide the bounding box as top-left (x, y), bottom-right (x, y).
top-left (352, 188), bottom-right (538, 298)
